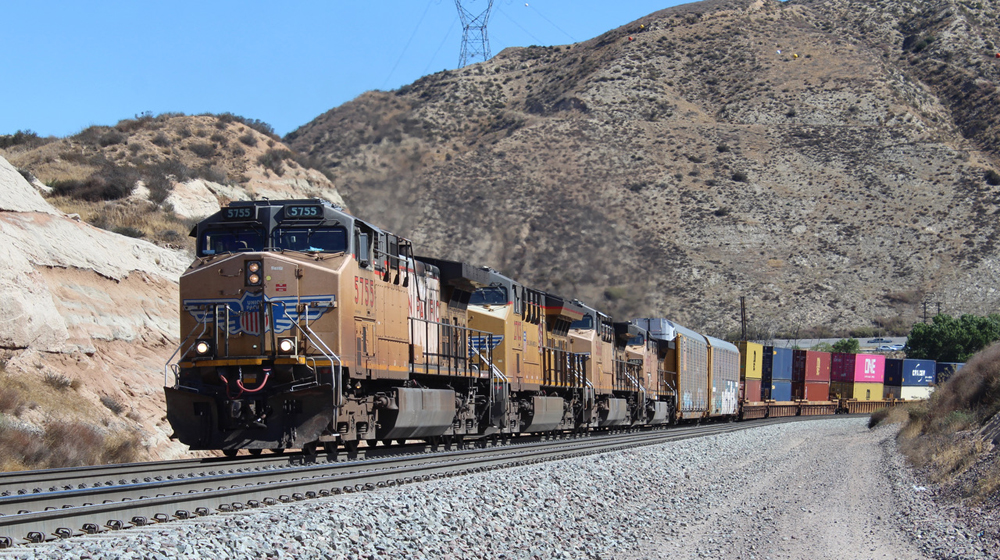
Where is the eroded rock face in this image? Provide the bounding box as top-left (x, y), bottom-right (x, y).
top-left (0, 155), bottom-right (192, 459)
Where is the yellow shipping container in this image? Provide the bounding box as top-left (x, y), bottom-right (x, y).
top-left (831, 381), bottom-right (884, 401)
top-left (737, 341), bottom-right (763, 380)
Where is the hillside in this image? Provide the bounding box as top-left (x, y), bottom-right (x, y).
top-left (2, 113), bottom-right (345, 252)
top-left (287, 0), bottom-right (1000, 336)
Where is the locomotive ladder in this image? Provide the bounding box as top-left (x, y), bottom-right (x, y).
top-left (283, 308), bottom-right (343, 407)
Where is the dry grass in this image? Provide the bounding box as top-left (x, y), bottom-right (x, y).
top-left (893, 341), bottom-right (1000, 501)
top-left (0, 368), bottom-right (146, 471)
top-left (46, 195), bottom-right (196, 251)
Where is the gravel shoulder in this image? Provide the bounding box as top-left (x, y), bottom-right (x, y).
top-left (2, 417), bottom-right (995, 559)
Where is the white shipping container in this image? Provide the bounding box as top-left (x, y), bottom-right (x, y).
top-left (900, 386), bottom-right (933, 400)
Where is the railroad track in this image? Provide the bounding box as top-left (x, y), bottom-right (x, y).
top-left (0, 415), bottom-right (849, 548)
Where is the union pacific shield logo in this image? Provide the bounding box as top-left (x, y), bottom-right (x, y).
top-left (185, 293), bottom-right (335, 335)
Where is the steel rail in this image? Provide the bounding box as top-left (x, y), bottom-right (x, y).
top-left (0, 415), bottom-right (855, 548)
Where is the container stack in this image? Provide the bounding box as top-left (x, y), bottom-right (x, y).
top-left (737, 341), bottom-right (763, 402)
top-left (830, 353), bottom-right (885, 401)
top-left (763, 347), bottom-right (794, 401)
top-left (884, 359), bottom-right (936, 400)
top-left (792, 350), bottom-right (831, 401)
top-left (935, 362), bottom-right (964, 384)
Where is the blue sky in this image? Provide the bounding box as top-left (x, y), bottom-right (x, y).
top-left (1, 0), bottom-right (686, 139)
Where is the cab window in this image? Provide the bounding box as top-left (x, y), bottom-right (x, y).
top-left (274, 227), bottom-right (348, 253)
top-left (571, 314), bottom-right (594, 330)
top-left (469, 286), bottom-right (508, 306)
top-left (199, 227), bottom-right (266, 256)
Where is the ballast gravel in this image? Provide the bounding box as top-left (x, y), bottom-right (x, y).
top-left (3, 417), bottom-right (996, 559)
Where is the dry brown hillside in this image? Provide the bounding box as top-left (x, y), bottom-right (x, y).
top-left (2, 113), bottom-right (344, 253)
top-left (287, 0), bottom-right (1000, 337)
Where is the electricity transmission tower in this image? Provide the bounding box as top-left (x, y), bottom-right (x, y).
top-left (455, 0), bottom-right (495, 67)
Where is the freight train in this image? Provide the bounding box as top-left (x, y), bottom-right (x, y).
top-left (163, 199), bottom-right (948, 455)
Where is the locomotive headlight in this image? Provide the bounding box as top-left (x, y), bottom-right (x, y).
top-left (277, 338), bottom-right (296, 354)
top-left (194, 340), bottom-right (212, 356)
top-left (246, 261), bottom-right (263, 286)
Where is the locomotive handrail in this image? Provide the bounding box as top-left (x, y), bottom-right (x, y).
top-left (282, 308), bottom-right (342, 407)
top-left (163, 316), bottom-right (211, 388)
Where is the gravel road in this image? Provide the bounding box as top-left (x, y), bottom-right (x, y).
top-left (3, 417), bottom-right (995, 559)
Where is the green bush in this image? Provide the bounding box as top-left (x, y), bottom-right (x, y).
top-left (832, 338), bottom-right (860, 354)
top-left (238, 133), bottom-right (258, 147)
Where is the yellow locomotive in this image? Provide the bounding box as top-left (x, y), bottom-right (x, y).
top-left (164, 199), bottom-right (741, 455)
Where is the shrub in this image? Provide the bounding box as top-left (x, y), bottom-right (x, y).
top-left (732, 171), bottom-right (748, 182)
top-left (209, 132), bottom-right (227, 145)
top-left (0, 129), bottom-right (42, 149)
top-left (985, 169), bottom-right (1000, 186)
top-left (196, 164), bottom-right (228, 184)
top-left (238, 133), bottom-right (258, 147)
top-left (831, 338), bottom-right (860, 353)
top-left (99, 130), bottom-right (127, 147)
top-left (231, 146), bottom-right (245, 158)
top-left (112, 226), bottom-right (144, 238)
top-left (716, 144), bottom-right (730, 153)
top-left (101, 395), bottom-right (125, 415)
top-left (50, 162), bottom-right (139, 201)
top-left (144, 173), bottom-right (173, 205)
top-left (151, 132), bottom-right (171, 147)
top-left (42, 372), bottom-right (74, 390)
top-left (258, 149), bottom-right (291, 176)
top-left (0, 386), bottom-right (24, 415)
top-left (189, 142), bottom-right (216, 158)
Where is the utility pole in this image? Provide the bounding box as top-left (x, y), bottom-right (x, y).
top-left (740, 296), bottom-right (747, 341)
top-left (455, 0), bottom-right (495, 67)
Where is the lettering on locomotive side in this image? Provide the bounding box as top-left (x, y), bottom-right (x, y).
top-left (354, 276), bottom-right (375, 307)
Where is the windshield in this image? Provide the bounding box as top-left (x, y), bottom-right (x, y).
top-left (469, 286), bottom-right (509, 306)
top-left (199, 227), bottom-right (266, 256)
top-left (274, 227), bottom-right (348, 253)
top-left (571, 314), bottom-right (594, 330)
top-left (628, 334), bottom-right (645, 346)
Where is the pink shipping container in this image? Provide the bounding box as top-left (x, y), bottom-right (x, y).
top-left (831, 353), bottom-right (884, 383)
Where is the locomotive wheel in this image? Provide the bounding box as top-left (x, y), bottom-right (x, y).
top-left (248, 449), bottom-right (263, 456)
top-left (222, 449), bottom-right (239, 458)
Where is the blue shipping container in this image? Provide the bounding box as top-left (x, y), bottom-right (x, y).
top-left (901, 359), bottom-right (935, 386)
top-left (770, 380), bottom-right (793, 402)
top-left (771, 348), bottom-right (794, 381)
top-left (936, 362), bottom-right (964, 384)
top-left (884, 359), bottom-right (904, 386)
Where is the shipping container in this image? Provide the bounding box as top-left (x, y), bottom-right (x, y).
top-left (769, 380), bottom-right (793, 402)
top-left (831, 353), bottom-right (884, 383)
top-left (793, 380), bottom-right (830, 402)
top-left (707, 336), bottom-right (739, 416)
top-left (884, 359), bottom-right (904, 386)
top-left (792, 350), bottom-right (831, 382)
top-left (743, 379), bottom-right (762, 402)
top-left (900, 386), bottom-right (933, 400)
top-left (763, 347), bottom-right (794, 382)
top-left (737, 341), bottom-right (764, 380)
top-left (831, 381), bottom-right (884, 401)
top-left (900, 359), bottom-right (935, 386)
top-left (936, 362), bottom-right (964, 384)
